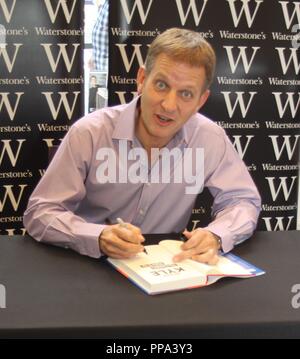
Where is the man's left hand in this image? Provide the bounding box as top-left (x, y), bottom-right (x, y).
top-left (173, 229), bottom-right (221, 265)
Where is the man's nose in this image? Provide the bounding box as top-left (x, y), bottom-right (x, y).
top-left (161, 91), bottom-right (177, 113)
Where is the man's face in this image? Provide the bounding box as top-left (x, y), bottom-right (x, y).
top-left (90, 76), bottom-right (97, 87)
top-left (136, 53), bottom-right (210, 148)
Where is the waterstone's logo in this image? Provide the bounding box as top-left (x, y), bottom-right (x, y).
top-left (95, 141), bottom-right (204, 195)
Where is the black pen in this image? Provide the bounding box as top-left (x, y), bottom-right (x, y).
top-left (116, 218), bottom-right (147, 254)
top-left (179, 232), bottom-right (188, 242)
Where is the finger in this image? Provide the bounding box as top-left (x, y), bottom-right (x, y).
top-left (182, 229), bottom-right (193, 239)
top-left (103, 234), bottom-right (144, 254)
top-left (114, 225), bottom-right (144, 244)
top-left (103, 245), bottom-right (139, 259)
top-left (126, 223), bottom-right (142, 235)
top-left (173, 247), bottom-right (197, 263)
top-left (126, 223), bottom-right (145, 242)
top-left (191, 249), bottom-right (218, 264)
top-left (117, 223), bottom-right (145, 242)
top-left (181, 235), bottom-right (202, 250)
top-left (113, 239), bottom-right (144, 254)
top-left (207, 254), bottom-right (219, 265)
top-left (181, 229), bottom-right (214, 250)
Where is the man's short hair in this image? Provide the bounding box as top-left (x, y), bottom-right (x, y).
top-left (145, 28), bottom-right (216, 90)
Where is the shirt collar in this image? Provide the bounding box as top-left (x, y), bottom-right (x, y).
top-left (112, 96), bottom-right (139, 142)
top-left (112, 95), bottom-right (190, 147)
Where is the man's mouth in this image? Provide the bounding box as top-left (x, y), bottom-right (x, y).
top-left (155, 114), bottom-right (174, 126)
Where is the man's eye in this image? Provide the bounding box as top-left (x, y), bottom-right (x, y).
top-left (155, 81), bottom-right (167, 90)
top-left (181, 90), bottom-right (193, 99)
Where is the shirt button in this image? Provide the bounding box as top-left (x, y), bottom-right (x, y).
top-left (139, 209), bottom-right (144, 215)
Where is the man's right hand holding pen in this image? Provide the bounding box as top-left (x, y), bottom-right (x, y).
top-left (99, 218), bottom-right (146, 258)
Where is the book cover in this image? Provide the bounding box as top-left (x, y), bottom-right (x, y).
top-left (107, 240), bottom-right (265, 295)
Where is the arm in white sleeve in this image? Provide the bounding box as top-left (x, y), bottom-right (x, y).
top-left (23, 126), bottom-right (105, 258)
top-left (204, 134), bottom-right (261, 253)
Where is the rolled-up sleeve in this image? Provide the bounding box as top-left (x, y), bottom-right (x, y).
top-left (204, 133), bottom-right (261, 253)
top-left (23, 126), bottom-right (105, 258)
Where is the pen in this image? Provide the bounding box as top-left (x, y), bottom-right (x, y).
top-left (179, 232), bottom-right (188, 242)
top-left (116, 218), bottom-right (147, 254)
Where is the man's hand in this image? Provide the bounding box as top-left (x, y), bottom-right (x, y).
top-left (173, 228), bottom-right (221, 265)
top-left (99, 222), bottom-right (145, 258)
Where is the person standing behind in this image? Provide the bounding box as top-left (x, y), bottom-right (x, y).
top-left (88, 75), bottom-right (100, 112)
top-left (89, 0), bottom-right (109, 72)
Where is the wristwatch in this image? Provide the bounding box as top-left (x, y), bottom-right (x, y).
top-left (194, 228), bottom-right (222, 250)
top-left (216, 236), bottom-right (222, 250)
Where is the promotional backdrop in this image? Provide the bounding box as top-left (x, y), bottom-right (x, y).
top-left (0, 0), bottom-right (299, 235)
top-left (108, 0), bottom-right (300, 231)
top-left (0, 0), bottom-right (83, 235)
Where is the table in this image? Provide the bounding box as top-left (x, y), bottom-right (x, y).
top-left (0, 231), bottom-right (300, 339)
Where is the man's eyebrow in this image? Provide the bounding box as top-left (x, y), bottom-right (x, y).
top-left (153, 73), bottom-right (197, 91)
top-left (153, 72), bottom-right (168, 80)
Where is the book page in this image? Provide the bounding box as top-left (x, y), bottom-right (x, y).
top-left (158, 240), bottom-right (214, 274)
top-left (108, 240), bottom-right (264, 293)
top-left (121, 245), bottom-right (204, 285)
top-left (158, 240), bottom-right (252, 276)
top-left (108, 244), bottom-right (207, 293)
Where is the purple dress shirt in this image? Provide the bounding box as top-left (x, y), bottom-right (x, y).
top-left (24, 97), bottom-right (261, 258)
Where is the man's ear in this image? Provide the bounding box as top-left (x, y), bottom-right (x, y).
top-left (197, 89), bottom-right (210, 111)
top-left (137, 67), bottom-right (146, 95)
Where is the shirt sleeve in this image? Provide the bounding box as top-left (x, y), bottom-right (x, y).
top-left (203, 132), bottom-right (261, 253)
top-left (23, 126), bottom-right (105, 258)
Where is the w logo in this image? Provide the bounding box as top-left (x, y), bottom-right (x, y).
top-left (279, 1), bottom-right (300, 30)
top-left (0, 92), bottom-right (23, 121)
top-left (116, 44), bottom-right (148, 73)
top-left (276, 48), bottom-right (300, 75)
top-left (41, 43), bottom-right (80, 73)
top-left (266, 176), bottom-right (297, 201)
top-left (115, 91), bottom-right (138, 105)
top-left (0, 44), bottom-right (22, 73)
top-left (120, 0), bottom-right (153, 25)
top-left (269, 135), bottom-right (300, 161)
top-left (262, 216), bottom-right (294, 231)
top-left (222, 91), bottom-right (257, 118)
top-left (0, 0), bottom-right (16, 23)
top-left (42, 138), bottom-right (63, 149)
top-left (44, 0), bottom-right (77, 24)
top-left (231, 135), bottom-right (254, 159)
top-left (0, 139), bottom-right (25, 167)
top-left (224, 46), bottom-right (260, 74)
top-left (42, 91), bottom-right (80, 120)
top-left (0, 228), bottom-right (26, 236)
top-left (272, 92), bottom-right (300, 118)
top-left (0, 184), bottom-right (27, 212)
top-left (226, 0), bottom-right (263, 28)
top-left (175, 0), bottom-right (209, 26)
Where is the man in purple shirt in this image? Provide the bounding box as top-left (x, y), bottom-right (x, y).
top-left (24, 28), bottom-right (261, 265)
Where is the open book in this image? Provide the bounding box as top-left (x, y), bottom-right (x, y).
top-left (107, 240), bottom-right (265, 295)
